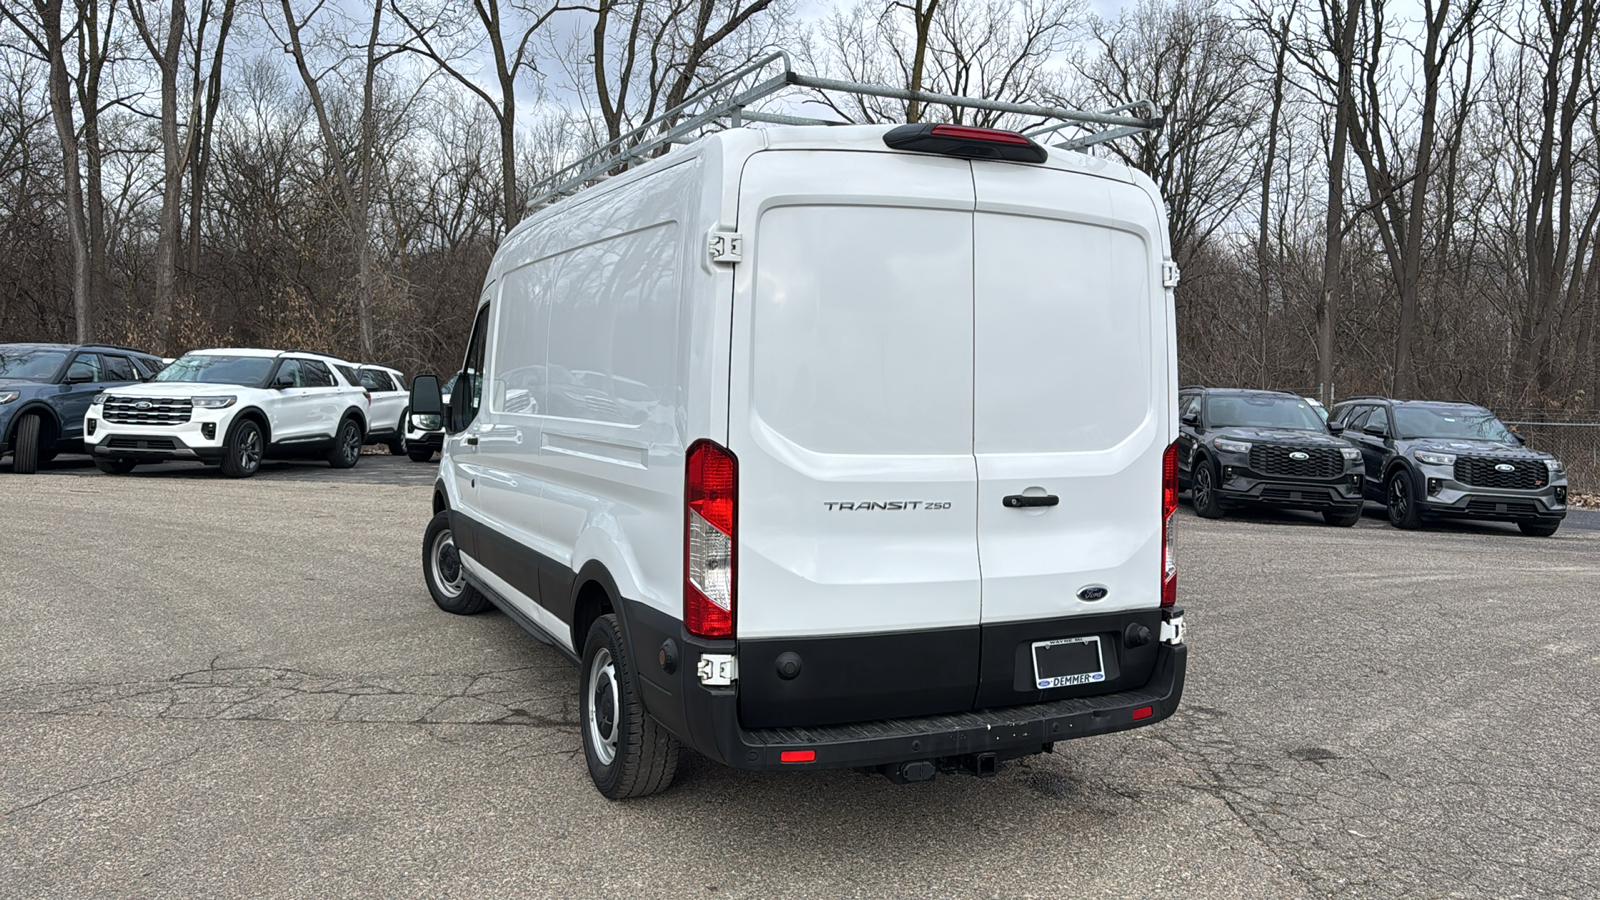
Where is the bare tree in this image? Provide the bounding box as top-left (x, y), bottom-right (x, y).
top-left (3, 0), bottom-right (94, 341)
top-left (1070, 0), bottom-right (1267, 261)
top-left (389, 0), bottom-right (594, 232)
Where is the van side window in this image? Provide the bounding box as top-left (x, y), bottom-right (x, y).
top-left (460, 304), bottom-right (490, 426)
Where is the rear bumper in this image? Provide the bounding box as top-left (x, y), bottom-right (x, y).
top-left (677, 628), bottom-right (1186, 773)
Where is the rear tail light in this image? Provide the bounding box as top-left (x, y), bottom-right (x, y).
top-left (1162, 441), bottom-right (1178, 608)
top-left (685, 439), bottom-right (737, 638)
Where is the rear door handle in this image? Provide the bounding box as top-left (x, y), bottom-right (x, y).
top-left (1003, 494), bottom-right (1059, 508)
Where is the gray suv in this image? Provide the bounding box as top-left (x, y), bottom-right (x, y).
top-left (1328, 398), bottom-right (1568, 536)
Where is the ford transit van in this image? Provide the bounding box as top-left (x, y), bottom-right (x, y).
top-left (411, 94), bottom-right (1186, 797)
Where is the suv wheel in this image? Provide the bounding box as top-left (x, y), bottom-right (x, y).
top-left (1385, 469), bottom-right (1424, 529)
top-left (94, 457), bottom-right (138, 475)
top-left (1517, 519), bottom-right (1560, 537)
top-left (422, 510), bottom-right (489, 614)
top-left (327, 418), bottom-right (363, 468)
top-left (1191, 460), bottom-right (1224, 519)
top-left (220, 418), bottom-right (264, 478)
top-left (406, 445), bottom-right (434, 463)
top-left (388, 409), bottom-right (409, 455)
top-left (580, 614), bottom-right (680, 799)
top-left (11, 413), bottom-right (42, 474)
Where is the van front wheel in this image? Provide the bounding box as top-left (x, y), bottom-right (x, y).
top-left (580, 614), bottom-right (679, 799)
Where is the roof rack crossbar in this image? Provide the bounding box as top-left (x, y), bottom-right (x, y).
top-left (525, 50), bottom-right (1163, 211)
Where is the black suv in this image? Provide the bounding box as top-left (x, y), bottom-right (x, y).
top-left (1, 343), bottom-right (165, 473)
top-left (1328, 397), bottom-right (1568, 535)
top-left (1177, 387), bottom-right (1366, 526)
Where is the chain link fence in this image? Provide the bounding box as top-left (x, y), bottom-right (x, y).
top-left (1498, 411), bottom-right (1600, 496)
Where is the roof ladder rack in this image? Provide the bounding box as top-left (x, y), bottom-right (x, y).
top-left (525, 51), bottom-right (1163, 210)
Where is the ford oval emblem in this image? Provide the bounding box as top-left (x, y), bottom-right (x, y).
top-left (1077, 585), bottom-right (1109, 602)
top-left (1495, 463), bottom-right (1515, 472)
top-left (134, 400), bottom-right (153, 410)
top-left (1289, 451), bottom-right (1310, 461)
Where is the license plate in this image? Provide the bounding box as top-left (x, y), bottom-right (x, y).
top-left (1032, 636), bottom-right (1105, 689)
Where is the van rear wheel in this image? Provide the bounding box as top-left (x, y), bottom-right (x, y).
top-left (580, 614), bottom-right (679, 799)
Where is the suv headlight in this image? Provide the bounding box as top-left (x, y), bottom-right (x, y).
top-left (1414, 450), bottom-right (1456, 466)
top-left (0, 390), bottom-right (19, 404)
top-left (413, 413), bottom-right (442, 430)
top-left (1546, 458), bottom-right (1565, 475)
top-left (1340, 447), bottom-right (1360, 461)
top-left (191, 396), bottom-right (237, 409)
top-left (89, 392), bottom-right (107, 406)
top-left (1212, 438), bottom-right (1251, 454)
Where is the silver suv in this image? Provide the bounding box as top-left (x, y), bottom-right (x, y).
top-left (1329, 398), bottom-right (1568, 535)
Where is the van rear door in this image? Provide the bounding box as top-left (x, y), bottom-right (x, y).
top-left (969, 164), bottom-right (1171, 708)
top-left (729, 151), bottom-right (982, 728)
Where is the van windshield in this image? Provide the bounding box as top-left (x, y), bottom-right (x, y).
top-left (1206, 395), bottom-right (1325, 431)
top-left (155, 355), bottom-right (275, 386)
top-left (1393, 406), bottom-right (1515, 441)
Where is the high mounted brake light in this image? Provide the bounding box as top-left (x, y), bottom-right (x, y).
top-left (686, 440), bottom-right (737, 638)
top-left (883, 122), bottom-right (1048, 164)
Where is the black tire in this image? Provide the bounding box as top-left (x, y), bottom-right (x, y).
top-left (1323, 506), bottom-right (1362, 527)
top-left (423, 510), bottom-right (490, 614)
top-left (388, 409), bottom-right (409, 455)
top-left (93, 457), bottom-right (138, 475)
top-left (580, 613), bottom-right (680, 799)
top-left (1385, 468), bottom-right (1424, 530)
top-left (1191, 459), bottom-right (1225, 519)
top-left (327, 417), bottom-right (363, 468)
top-left (11, 413), bottom-right (42, 474)
top-left (1518, 519), bottom-right (1560, 537)
top-left (407, 445), bottom-right (434, 463)
top-left (219, 418), bottom-right (264, 478)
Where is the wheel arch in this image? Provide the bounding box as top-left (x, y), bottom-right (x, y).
top-left (6, 401), bottom-right (62, 447)
top-left (570, 560), bottom-right (625, 661)
top-left (341, 406), bottom-right (368, 434)
top-left (231, 407), bottom-right (272, 444)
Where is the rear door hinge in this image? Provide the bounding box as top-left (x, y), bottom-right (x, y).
top-left (697, 653), bottom-right (738, 686)
top-left (1162, 260), bottom-right (1181, 289)
top-left (708, 230), bottom-right (744, 265)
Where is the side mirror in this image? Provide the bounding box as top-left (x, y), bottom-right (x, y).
top-left (1511, 433), bottom-right (1526, 445)
top-left (1180, 412), bottom-right (1200, 427)
top-left (409, 374), bottom-right (443, 416)
top-left (66, 368), bottom-right (95, 384)
top-left (1328, 421), bottom-right (1345, 435)
top-left (1363, 424), bottom-right (1387, 438)
top-left (273, 374), bottom-right (296, 389)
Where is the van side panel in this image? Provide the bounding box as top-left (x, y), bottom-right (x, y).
top-left (468, 159), bottom-right (711, 665)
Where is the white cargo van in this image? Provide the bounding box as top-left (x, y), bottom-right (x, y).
top-left (410, 62), bottom-right (1186, 797)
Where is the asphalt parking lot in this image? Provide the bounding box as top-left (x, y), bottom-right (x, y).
top-left (4, 456), bottom-right (1599, 898)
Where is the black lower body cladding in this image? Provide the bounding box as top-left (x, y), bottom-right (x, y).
top-left (622, 596), bottom-right (1184, 771)
top-left (1214, 470), bottom-right (1364, 513)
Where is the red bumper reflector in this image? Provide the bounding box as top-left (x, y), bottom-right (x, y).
top-left (1132, 705), bottom-right (1154, 721)
top-left (780, 750), bottom-right (815, 763)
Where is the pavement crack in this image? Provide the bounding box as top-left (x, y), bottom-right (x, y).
top-left (1, 747), bottom-right (203, 820)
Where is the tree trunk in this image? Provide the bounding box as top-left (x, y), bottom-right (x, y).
top-left (1256, 14), bottom-right (1288, 388)
top-left (1316, 0), bottom-right (1361, 405)
top-left (38, 0), bottom-right (93, 342)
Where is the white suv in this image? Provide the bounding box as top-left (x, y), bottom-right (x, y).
top-left (85, 348), bottom-right (370, 477)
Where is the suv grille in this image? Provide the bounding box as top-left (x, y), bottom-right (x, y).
top-left (1454, 457), bottom-right (1547, 489)
top-left (103, 396), bottom-right (193, 425)
top-left (1249, 444), bottom-right (1342, 479)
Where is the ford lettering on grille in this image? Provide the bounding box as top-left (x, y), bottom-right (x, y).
top-left (1495, 463), bottom-right (1515, 472)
